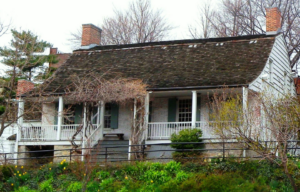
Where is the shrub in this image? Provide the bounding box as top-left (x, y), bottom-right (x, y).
top-left (0, 165), bottom-right (15, 180)
top-left (99, 178), bottom-right (122, 191)
top-left (171, 129), bottom-right (203, 149)
top-left (165, 161), bottom-right (181, 174)
top-left (0, 105), bottom-right (5, 115)
top-left (199, 172), bottom-right (270, 192)
top-left (142, 170), bottom-right (171, 184)
top-left (14, 186), bottom-right (37, 192)
top-left (175, 171), bottom-right (190, 183)
top-left (86, 181), bottom-right (99, 191)
top-left (67, 181), bottom-right (82, 192)
top-left (171, 129), bottom-right (204, 163)
top-left (99, 178), bottom-right (114, 189)
top-left (39, 178), bottom-right (53, 192)
top-left (96, 170), bottom-right (110, 180)
top-left (150, 162), bottom-right (164, 171)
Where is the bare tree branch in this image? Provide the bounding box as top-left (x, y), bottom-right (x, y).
top-left (69, 0), bottom-right (173, 49)
top-left (189, 0), bottom-right (300, 69)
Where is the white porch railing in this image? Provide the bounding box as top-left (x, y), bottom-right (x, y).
top-left (60, 124), bottom-right (82, 140)
top-left (20, 124), bottom-right (99, 141)
top-left (86, 124), bottom-right (102, 147)
top-left (148, 121), bottom-right (218, 140)
top-left (21, 125), bottom-right (57, 140)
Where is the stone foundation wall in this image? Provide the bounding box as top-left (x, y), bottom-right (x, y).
top-left (17, 146), bottom-right (30, 165)
top-left (203, 142), bottom-right (245, 159)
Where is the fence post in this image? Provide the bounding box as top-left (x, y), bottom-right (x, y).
top-left (105, 147), bottom-right (108, 163)
top-left (222, 141), bottom-right (225, 160)
top-left (265, 141), bottom-right (267, 150)
top-left (4, 153), bottom-right (7, 165)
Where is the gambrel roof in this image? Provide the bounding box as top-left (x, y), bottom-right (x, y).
top-left (44, 34), bottom-right (276, 94)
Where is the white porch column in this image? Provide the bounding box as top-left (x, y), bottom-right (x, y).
top-left (56, 96), bottom-right (63, 140)
top-left (82, 103), bottom-right (87, 161)
top-left (97, 103), bottom-right (100, 126)
top-left (191, 91), bottom-right (197, 128)
top-left (242, 87), bottom-right (248, 113)
top-left (99, 101), bottom-right (104, 140)
top-left (132, 98), bottom-right (137, 128)
top-left (129, 99), bottom-right (137, 160)
top-left (17, 99), bottom-right (24, 141)
top-left (15, 99), bottom-right (24, 164)
top-left (144, 92), bottom-right (150, 141)
top-left (242, 87), bottom-right (248, 158)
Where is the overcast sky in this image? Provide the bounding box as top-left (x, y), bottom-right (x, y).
top-left (0, 0), bottom-right (218, 75)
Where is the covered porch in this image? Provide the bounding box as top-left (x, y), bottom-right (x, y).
top-left (18, 87), bottom-right (248, 143)
top-left (146, 87), bottom-right (247, 140)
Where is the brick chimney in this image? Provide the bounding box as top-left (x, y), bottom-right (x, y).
top-left (16, 80), bottom-right (34, 97)
top-left (50, 47), bottom-right (58, 55)
top-left (49, 47), bottom-right (71, 68)
top-left (266, 7), bottom-right (281, 34)
top-left (81, 24), bottom-right (102, 48)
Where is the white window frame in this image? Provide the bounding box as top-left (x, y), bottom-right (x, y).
top-left (176, 97), bottom-right (192, 122)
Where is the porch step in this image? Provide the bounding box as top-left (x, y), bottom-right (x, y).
top-left (90, 140), bottom-right (129, 162)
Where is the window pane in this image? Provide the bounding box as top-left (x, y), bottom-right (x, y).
top-left (178, 99), bottom-right (192, 122)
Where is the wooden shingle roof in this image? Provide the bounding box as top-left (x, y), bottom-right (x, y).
top-left (44, 34), bottom-right (276, 93)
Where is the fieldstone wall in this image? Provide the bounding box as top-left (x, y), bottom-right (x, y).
top-left (54, 145), bottom-right (75, 163)
top-left (17, 146), bottom-right (30, 165)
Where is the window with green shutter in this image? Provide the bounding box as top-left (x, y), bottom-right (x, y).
top-left (110, 103), bottom-right (119, 129)
top-left (168, 98), bottom-right (177, 122)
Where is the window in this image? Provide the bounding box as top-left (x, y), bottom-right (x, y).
top-left (104, 103), bottom-right (112, 128)
top-left (178, 99), bottom-right (192, 122)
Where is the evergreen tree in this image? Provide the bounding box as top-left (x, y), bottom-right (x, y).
top-left (0, 29), bottom-right (57, 81)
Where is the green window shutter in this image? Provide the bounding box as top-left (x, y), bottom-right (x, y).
top-left (196, 97), bottom-right (201, 121)
top-left (74, 104), bottom-right (83, 124)
top-left (111, 103), bottom-right (119, 129)
top-left (54, 115), bottom-right (58, 125)
top-left (168, 98), bottom-right (177, 122)
top-left (149, 101), bottom-right (153, 122)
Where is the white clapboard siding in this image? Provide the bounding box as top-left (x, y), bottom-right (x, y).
top-left (249, 34), bottom-right (296, 97)
top-left (0, 121), bottom-right (42, 154)
top-left (0, 140), bottom-right (16, 159)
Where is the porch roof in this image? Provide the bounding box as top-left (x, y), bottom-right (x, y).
top-left (43, 34), bottom-right (276, 94)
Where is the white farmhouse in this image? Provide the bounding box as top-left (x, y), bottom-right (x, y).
top-left (0, 7), bottom-right (296, 163)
